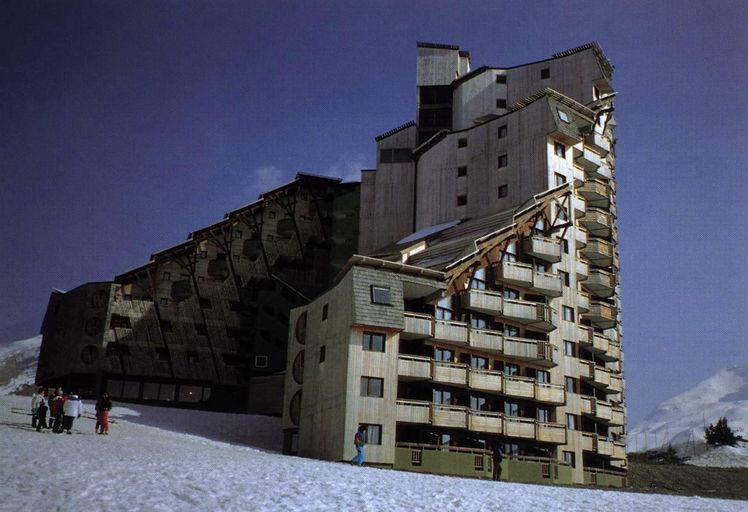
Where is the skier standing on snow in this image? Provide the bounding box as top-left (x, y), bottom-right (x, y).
top-left (492, 443), bottom-right (504, 481)
top-left (30, 387), bottom-right (44, 428)
top-left (95, 393), bottom-right (113, 435)
top-left (61, 394), bottom-right (84, 434)
top-left (49, 389), bottom-right (65, 433)
top-left (351, 425), bottom-right (366, 466)
top-left (35, 390), bottom-right (49, 432)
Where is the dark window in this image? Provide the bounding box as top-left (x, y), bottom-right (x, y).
top-left (498, 185), bottom-right (508, 198)
top-left (419, 85), bottom-right (452, 105)
top-left (457, 138), bottom-right (468, 148)
top-left (496, 98), bottom-right (507, 109)
top-left (322, 304), bottom-right (328, 321)
top-left (123, 294), bottom-right (132, 301)
top-left (199, 298), bottom-right (212, 309)
top-left (255, 355), bottom-right (269, 368)
top-left (110, 314), bottom-right (131, 329)
top-left (457, 166), bottom-right (467, 177)
top-left (554, 142), bottom-right (566, 158)
top-left (498, 125), bottom-right (507, 139)
top-left (159, 320), bottom-right (173, 333)
top-left (562, 239), bottom-right (569, 254)
top-left (370, 286), bottom-right (391, 305)
top-left (564, 340), bottom-right (576, 356)
top-left (380, 148), bottom-right (412, 164)
top-left (555, 173), bottom-right (567, 186)
top-left (434, 347), bottom-right (454, 362)
top-left (360, 424), bottom-right (382, 445)
top-left (498, 154), bottom-right (508, 168)
top-left (155, 348), bottom-right (169, 361)
top-left (559, 271), bottom-right (570, 287)
top-left (504, 363), bottom-right (520, 376)
top-left (563, 451), bottom-right (576, 468)
top-left (268, 211), bottom-right (276, 219)
top-left (162, 272), bottom-right (171, 281)
top-left (563, 306), bottom-right (575, 322)
top-left (362, 332), bottom-right (386, 352)
top-left (266, 234), bottom-right (274, 241)
top-left (566, 413), bottom-right (577, 430)
top-left (541, 68), bottom-right (550, 79)
top-left (496, 74), bottom-right (506, 84)
top-left (537, 370), bottom-right (550, 383)
top-left (197, 276), bottom-right (205, 282)
top-left (470, 355), bottom-right (488, 369)
top-left (234, 230), bottom-right (242, 239)
top-left (159, 298), bottom-right (168, 306)
top-left (565, 376), bottom-right (576, 393)
top-left (457, 195), bottom-right (467, 206)
top-left (360, 376), bottom-right (383, 397)
top-left (537, 407), bottom-right (551, 422)
top-left (194, 324), bottom-right (208, 336)
top-left (319, 346), bottom-right (326, 363)
top-left (199, 251), bottom-right (208, 259)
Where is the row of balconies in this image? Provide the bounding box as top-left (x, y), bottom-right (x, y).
top-left (580, 432), bottom-right (626, 460)
top-left (492, 261), bottom-right (563, 297)
top-left (397, 355), bottom-right (566, 404)
top-left (578, 325), bottom-right (621, 362)
top-left (396, 399), bottom-right (567, 444)
top-left (460, 289), bottom-right (558, 332)
top-left (403, 313), bottom-right (557, 366)
top-left (580, 395), bottom-right (626, 426)
top-left (576, 360), bottom-right (623, 394)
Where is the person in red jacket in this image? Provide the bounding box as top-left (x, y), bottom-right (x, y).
top-left (95, 393), bottom-right (113, 435)
top-left (49, 388), bottom-right (65, 433)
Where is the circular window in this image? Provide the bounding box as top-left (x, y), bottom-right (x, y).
top-left (289, 390), bottom-right (302, 426)
top-left (295, 312), bottom-right (307, 345)
top-left (84, 317), bottom-right (102, 336)
top-left (80, 345), bottom-right (99, 364)
top-left (292, 350), bottom-right (305, 384)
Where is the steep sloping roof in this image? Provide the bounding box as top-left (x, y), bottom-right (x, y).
top-left (374, 120), bottom-right (415, 142)
top-left (552, 42), bottom-right (613, 79)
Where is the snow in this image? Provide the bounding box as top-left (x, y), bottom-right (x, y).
top-left (629, 366), bottom-right (748, 453)
top-left (0, 335), bottom-right (41, 395)
top-left (686, 442), bottom-right (748, 469)
top-left (0, 395), bottom-right (744, 512)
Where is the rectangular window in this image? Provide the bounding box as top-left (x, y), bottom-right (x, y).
top-left (234, 230), bottom-right (242, 239)
top-left (554, 142), bottom-right (566, 158)
top-left (162, 272), bottom-right (171, 281)
top-left (474, 454), bottom-right (484, 471)
top-left (555, 173), bottom-right (567, 186)
top-left (537, 407), bottom-right (551, 422)
top-left (563, 451), bottom-right (576, 468)
top-left (505, 401), bottom-right (519, 417)
top-left (360, 376), bottom-right (383, 397)
top-left (563, 306), bottom-right (575, 322)
top-left (380, 148), bottom-right (412, 163)
top-left (197, 276), bottom-right (205, 282)
top-left (434, 389), bottom-right (452, 405)
top-left (503, 288), bottom-right (519, 300)
top-left (541, 68), bottom-right (550, 79)
top-left (199, 298), bottom-right (212, 309)
top-left (557, 109), bottom-right (570, 123)
top-left (498, 154), bottom-right (508, 168)
top-left (194, 324), bottom-right (208, 336)
top-left (536, 370), bottom-right (550, 383)
top-left (470, 355), bottom-right (488, 369)
top-left (155, 348), bottom-right (169, 361)
top-left (159, 298), bottom-right (168, 306)
top-left (266, 234), bottom-right (274, 241)
top-left (199, 251), bottom-right (208, 259)
top-left (360, 424), bottom-right (382, 445)
top-left (434, 347), bottom-right (454, 362)
top-left (322, 304), bottom-right (328, 321)
top-left (559, 271), bottom-right (569, 286)
top-left (268, 211), bottom-right (276, 219)
top-left (255, 355), bottom-right (269, 368)
top-left (110, 314), bottom-right (132, 329)
top-left (498, 185), bottom-right (508, 198)
top-left (370, 285), bottom-right (391, 305)
top-left (504, 363), bottom-right (519, 376)
top-left (566, 413), bottom-right (577, 430)
top-left (565, 376), bottom-right (576, 393)
top-left (457, 138), bottom-right (468, 148)
top-left (496, 98), bottom-right (507, 109)
top-left (498, 125), bottom-right (507, 139)
top-left (457, 166), bottom-right (467, 177)
top-left (470, 396), bottom-right (487, 411)
top-left (436, 296), bottom-right (453, 320)
top-left (159, 320), bottom-right (173, 333)
top-left (123, 294), bottom-right (132, 301)
top-left (562, 239), bottom-right (569, 254)
top-left (564, 340), bottom-right (576, 357)
top-left (496, 74), bottom-right (506, 84)
top-left (362, 332), bottom-right (386, 352)
top-left (457, 194), bottom-right (467, 206)
top-left (319, 346), bottom-right (326, 363)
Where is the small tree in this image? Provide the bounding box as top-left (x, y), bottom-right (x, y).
top-left (704, 417), bottom-right (738, 447)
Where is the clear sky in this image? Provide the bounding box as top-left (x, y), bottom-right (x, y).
top-left (1, 1), bottom-right (745, 424)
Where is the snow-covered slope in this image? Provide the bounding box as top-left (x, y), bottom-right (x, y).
top-left (0, 335), bottom-right (41, 395)
top-left (686, 441), bottom-right (748, 469)
top-left (0, 395), bottom-right (742, 512)
top-left (629, 366), bottom-right (748, 453)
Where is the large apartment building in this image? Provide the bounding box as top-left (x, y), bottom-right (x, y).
top-left (283, 42), bottom-right (624, 486)
top-left (37, 174), bottom-right (359, 413)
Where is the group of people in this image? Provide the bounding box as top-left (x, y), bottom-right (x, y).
top-left (30, 387), bottom-right (113, 435)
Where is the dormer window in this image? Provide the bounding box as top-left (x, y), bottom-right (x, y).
top-left (557, 109), bottom-right (570, 123)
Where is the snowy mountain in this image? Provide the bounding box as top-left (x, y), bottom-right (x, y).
top-left (0, 335), bottom-right (41, 395)
top-left (628, 366), bottom-right (748, 454)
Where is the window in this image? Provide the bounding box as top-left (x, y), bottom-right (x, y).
top-left (268, 211), bottom-right (276, 219)
top-left (457, 195), bottom-right (467, 206)
top-left (503, 288), bottom-right (519, 300)
top-left (434, 348), bottom-right (454, 362)
top-left (555, 173), bottom-right (567, 187)
top-left (563, 306), bottom-right (575, 322)
top-left (537, 407), bottom-right (551, 422)
top-left (155, 348), bottom-right (169, 361)
top-left (557, 109), bottom-right (570, 123)
top-left (322, 304), bottom-right (328, 321)
top-left (562, 239), bottom-right (569, 254)
top-left (319, 346), bottom-right (326, 363)
top-left (496, 74), bottom-right (506, 84)
top-left (457, 166), bottom-right (467, 177)
top-left (380, 148), bottom-right (411, 163)
top-left (469, 267), bottom-right (487, 290)
top-left (498, 154), bottom-right (508, 168)
top-left (110, 314), bottom-right (131, 329)
top-left (233, 254), bottom-right (240, 261)
top-left (502, 241), bottom-right (518, 262)
top-left (199, 298), bottom-right (212, 309)
top-left (471, 355), bottom-right (488, 369)
top-left (564, 340), bottom-right (576, 357)
top-left (159, 298), bottom-right (168, 306)
top-left (199, 251), bottom-right (208, 259)
top-left (566, 413), bottom-right (577, 430)
top-left (593, 86), bottom-right (600, 100)
top-left (474, 454), bottom-right (484, 471)
top-left (554, 142), bottom-right (566, 158)
top-left (563, 451), bottom-right (576, 468)
top-left (496, 98), bottom-right (507, 109)
top-left (194, 324), bottom-right (208, 336)
top-left (255, 355), bottom-right (269, 368)
top-left (498, 125), bottom-right (507, 139)
top-left (197, 276), bottom-right (205, 282)
top-left (504, 401), bottom-right (519, 416)
top-left (234, 230), bottom-right (242, 239)
top-left (541, 68), bottom-right (550, 79)
top-left (266, 234), bottom-right (274, 241)
top-left (471, 396), bottom-right (487, 411)
top-left (498, 185), bottom-right (508, 198)
top-left (159, 320), bottom-right (173, 333)
top-left (559, 271), bottom-right (570, 287)
top-left (370, 285), bottom-right (391, 305)
top-left (434, 389), bottom-right (452, 405)
top-left (537, 370), bottom-right (550, 383)
top-left (436, 296), bottom-right (453, 320)
top-left (504, 363), bottom-right (519, 376)
top-left (360, 424), bottom-right (382, 445)
top-left (360, 376), bottom-right (383, 397)
top-left (565, 377), bottom-right (576, 393)
top-left (123, 294), bottom-right (132, 301)
top-left (362, 332), bottom-right (386, 352)
top-left (162, 272), bottom-right (171, 281)
top-left (457, 138), bottom-right (468, 148)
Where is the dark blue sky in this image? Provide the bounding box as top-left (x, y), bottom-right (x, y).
top-left (1, 1), bottom-right (745, 423)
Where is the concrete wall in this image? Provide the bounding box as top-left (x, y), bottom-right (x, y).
top-left (453, 69), bottom-right (508, 130)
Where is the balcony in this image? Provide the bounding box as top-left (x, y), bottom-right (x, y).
top-left (576, 258), bottom-right (589, 281)
top-left (398, 355), bottom-right (432, 381)
top-left (468, 410), bottom-right (503, 434)
top-left (493, 260), bottom-right (533, 287)
top-left (573, 147), bottom-right (604, 174)
top-left (460, 288), bottom-right (503, 316)
top-left (613, 441), bottom-right (626, 460)
top-left (402, 312), bottom-right (433, 340)
top-left (433, 361), bottom-right (468, 386)
top-left (584, 301), bottom-right (617, 329)
top-left (468, 368), bottom-right (503, 393)
top-left (396, 399), bottom-right (430, 424)
top-left (501, 300), bottom-right (557, 332)
top-left (579, 328), bottom-right (611, 356)
top-left (575, 228), bottom-right (587, 249)
top-left (504, 338), bottom-right (556, 367)
top-left (536, 422), bottom-right (567, 444)
top-left (503, 375), bottom-right (535, 399)
top-left (522, 235), bottom-right (562, 263)
top-left (469, 328), bottom-right (504, 353)
top-left (584, 132), bottom-right (611, 156)
top-left (597, 437), bottom-right (614, 457)
top-left (584, 269), bottom-right (616, 298)
top-left (577, 291), bottom-right (590, 314)
top-left (573, 195), bottom-right (586, 219)
top-left (602, 340), bottom-right (621, 362)
top-left (581, 239), bottom-right (615, 267)
top-left (434, 319), bottom-right (469, 344)
top-left (609, 374), bottom-right (624, 394)
top-left (580, 432), bottom-right (596, 452)
top-left (535, 382), bottom-right (565, 404)
top-left (432, 404), bottom-right (468, 429)
top-left (579, 208), bottom-right (612, 238)
top-left (530, 271), bottom-right (563, 297)
top-left (578, 180), bottom-right (610, 208)
top-left (611, 406), bottom-right (625, 427)
top-left (504, 416), bottom-right (536, 439)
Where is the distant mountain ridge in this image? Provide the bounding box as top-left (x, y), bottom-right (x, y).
top-left (0, 335), bottom-right (42, 395)
top-left (629, 366), bottom-right (748, 453)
